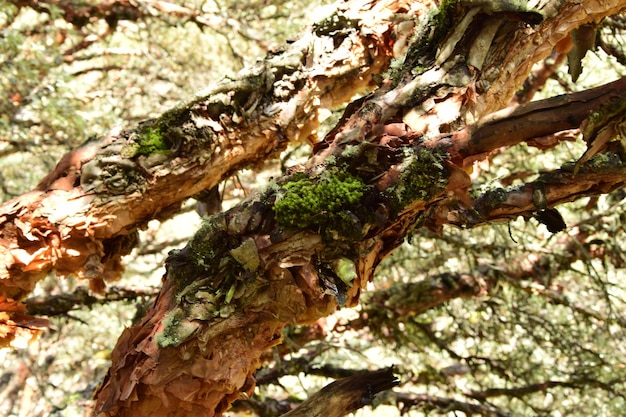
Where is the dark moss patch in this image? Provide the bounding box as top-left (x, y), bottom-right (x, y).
top-left (387, 147), bottom-right (449, 212)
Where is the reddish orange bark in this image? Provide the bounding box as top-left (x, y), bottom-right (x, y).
top-left (94, 1), bottom-right (626, 414)
top-left (0, 0), bottom-right (408, 347)
top-left (2, 0), bottom-right (626, 415)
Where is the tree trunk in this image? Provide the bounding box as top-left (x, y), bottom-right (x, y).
top-left (2, 0), bottom-right (626, 415)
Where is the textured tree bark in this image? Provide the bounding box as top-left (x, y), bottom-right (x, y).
top-left (91, 1), bottom-right (626, 415)
top-left (2, 0), bottom-right (626, 414)
top-left (0, 0), bottom-right (407, 346)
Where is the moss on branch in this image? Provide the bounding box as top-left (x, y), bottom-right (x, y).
top-left (387, 147), bottom-right (449, 211)
top-left (273, 170), bottom-right (369, 230)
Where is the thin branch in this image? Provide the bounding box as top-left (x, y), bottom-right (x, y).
top-left (467, 377), bottom-right (626, 401)
top-left (281, 367), bottom-right (399, 417)
top-left (23, 286), bottom-right (159, 317)
top-left (389, 391), bottom-right (513, 417)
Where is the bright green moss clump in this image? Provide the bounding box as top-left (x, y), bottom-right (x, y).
top-left (135, 126), bottom-right (169, 155)
top-left (123, 126), bottom-right (170, 157)
top-left (273, 172), bottom-right (368, 229)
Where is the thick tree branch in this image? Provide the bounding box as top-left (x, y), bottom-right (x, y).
top-left (448, 77), bottom-right (626, 166)
top-left (455, 161), bottom-right (626, 227)
top-left (0, 0), bottom-right (403, 309)
top-left (91, 2), bottom-right (626, 415)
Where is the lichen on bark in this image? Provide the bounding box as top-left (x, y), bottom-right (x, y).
top-left (386, 147), bottom-right (449, 212)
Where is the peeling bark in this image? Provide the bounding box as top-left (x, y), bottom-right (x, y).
top-left (0, 0), bottom-right (407, 340)
top-left (449, 77), bottom-right (626, 166)
top-left (2, 0), bottom-right (626, 415)
top-left (92, 1), bottom-right (626, 415)
top-left (477, 0), bottom-right (626, 116)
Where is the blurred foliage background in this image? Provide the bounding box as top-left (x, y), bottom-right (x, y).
top-left (1, 1), bottom-right (626, 416)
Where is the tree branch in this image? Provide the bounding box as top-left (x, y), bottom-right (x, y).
top-left (23, 286), bottom-right (158, 317)
top-left (0, 0), bottom-right (402, 306)
top-left (90, 2), bottom-right (626, 415)
top-left (280, 367), bottom-right (399, 417)
top-left (467, 378), bottom-right (625, 401)
top-left (448, 77), bottom-right (626, 166)
top-left (391, 391), bottom-right (511, 417)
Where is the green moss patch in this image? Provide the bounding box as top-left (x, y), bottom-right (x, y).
top-left (135, 126), bottom-right (169, 156)
top-left (122, 125), bottom-right (171, 158)
top-left (273, 171), bottom-right (368, 229)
